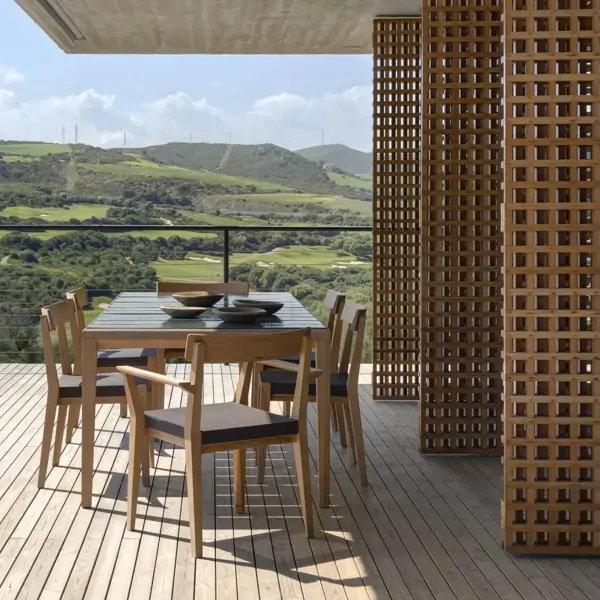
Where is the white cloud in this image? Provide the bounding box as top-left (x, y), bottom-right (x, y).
top-left (0, 86), bottom-right (371, 150)
top-left (243, 86), bottom-right (371, 150)
top-left (0, 67), bottom-right (25, 84)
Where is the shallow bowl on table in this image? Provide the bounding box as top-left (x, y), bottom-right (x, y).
top-left (172, 291), bottom-right (224, 307)
top-left (213, 307), bottom-right (266, 323)
top-left (160, 306), bottom-right (208, 319)
top-left (232, 298), bottom-right (284, 315)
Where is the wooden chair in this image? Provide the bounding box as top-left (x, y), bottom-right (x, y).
top-left (260, 289), bottom-right (346, 434)
top-left (156, 281), bottom-right (250, 360)
top-left (257, 301), bottom-right (368, 486)
top-left (156, 281), bottom-right (250, 294)
top-left (38, 299), bottom-right (149, 488)
top-left (64, 288), bottom-right (158, 445)
top-left (118, 329), bottom-right (316, 558)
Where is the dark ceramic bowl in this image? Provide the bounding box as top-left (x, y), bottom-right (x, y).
top-left (160, 305), bottom-right (208, 319)
top-left (172, 291), bottom-right (224, 307)
top-left (213, 307), bottom-right (266, 323)
top-left (232, 298), bottom-right (284, 315)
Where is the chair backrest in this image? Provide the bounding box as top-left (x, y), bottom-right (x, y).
top-left (40, 299), bottom-right (77, 396)
top-left (323, 290), bottom-right (346, 371)
top-left (156, 281), bottom-right (250, 294)
top-left (337, 301), bottom-right (367, 388)
top-left (182, 329), bottom-right (313, 440)
top-left (65, 287), bottom-right (88, 375)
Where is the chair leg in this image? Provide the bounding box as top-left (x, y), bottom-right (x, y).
top-left (65, 404), bottom-right (80, 444)
top-left (127, 421), bottom-right (144, 531)
top-left (331, 404), bottom-right (339, 431)
top-left (120, 402), bottom-right (128, 418)
top-left (52, 405), bottom-right (68, 467)
top-left (256, 382), bottom-right (270, 484)
top-left (142, 385), bottom-right (156, 469)
top-left (38, 394), bottom-right (59, 489)
top-left (343, 402), bottom-right (357, 463)
top-left (233, 449), bottom-right (246, 514)
top-left (185, 442), bottom-right (203, 558)
top-left (348, 392), bottom-right (368, 486)
top-left (282, 401), bottom-right (291, 417)
top-left (292, 436), bottom-right (314, 537)
top-left (142, 435), bottom-right (151, 488)
top-left (336, 404), bottom-right (348, 448)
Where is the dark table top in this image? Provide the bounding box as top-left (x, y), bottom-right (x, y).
top-left (86, 291), bottom-right (325, 332)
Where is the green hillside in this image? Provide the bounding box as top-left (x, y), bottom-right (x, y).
top-left (135, 142), bottom-right (369, 199)
top-left (296, 143), bottom-right (372, 175)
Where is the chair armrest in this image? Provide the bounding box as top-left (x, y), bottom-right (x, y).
top-left (117, 365), bottom-right (194, 392)
top-left (257, 360), bottom-right (323, 379)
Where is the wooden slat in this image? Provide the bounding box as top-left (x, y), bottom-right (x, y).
top-left (503, 0), bottom-right (600, 554)
top-left (420, 0), bottom-right (504, 454)
top-left (372, 17), bottom-right (421, 401)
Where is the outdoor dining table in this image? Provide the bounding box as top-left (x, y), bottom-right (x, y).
top-left (80, 291), bottom-right (332, 508)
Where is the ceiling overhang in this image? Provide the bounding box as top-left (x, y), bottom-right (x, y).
top-left (15, 0), bottom-right (421, 54)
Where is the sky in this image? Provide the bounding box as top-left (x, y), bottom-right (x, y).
top-left (0, 2), bottom-right (372, 151)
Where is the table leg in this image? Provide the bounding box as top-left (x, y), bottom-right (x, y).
top-left (81, 337), bottom-right (97, 508)
top-left (315, 334), bottom-right (331, 508)
top-left (155, 348), bottom-right (166, 409)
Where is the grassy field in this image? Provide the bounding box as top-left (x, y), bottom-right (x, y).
top-left (0, 142), bottom-right (71, 156)
top-left (1, 204), bottom-right (109, 221)
top-left (327, 172), bottom-right (372, 190)
top-left (1, 155), bottom-right (37, 163)
top-left (81, 160), bottom-right (287, 191)
top-left (152, 246), bottom-right (369, 281)
top-left (212, 192), bottom-right (372, 216)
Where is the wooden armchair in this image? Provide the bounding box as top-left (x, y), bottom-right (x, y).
top-left (118, 329), bottom-right (316, 558)
top-left (156, 281), bottom-right (250, 294)
top-left (257, 301), bottom-right (368, 486)
top-left (64, 288), bottom-right (158, 444)
top-left (38, 299), bottom-right (149, 488)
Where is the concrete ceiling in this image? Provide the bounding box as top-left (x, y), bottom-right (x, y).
top-left (16, 0), bottom-right (421, 54)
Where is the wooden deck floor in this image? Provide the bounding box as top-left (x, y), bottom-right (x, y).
top-left (0, 363), bottom-right (598, 600)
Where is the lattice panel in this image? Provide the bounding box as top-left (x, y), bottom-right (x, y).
top-left (503, 0), bottom-right (600, 554)
top-left (420, 0), bottom-right (504, 452)
top-left (372, 18), bottom-right (421, 401)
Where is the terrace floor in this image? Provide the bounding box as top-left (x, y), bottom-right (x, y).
top-left (0, 363), bottom-right (598, 600)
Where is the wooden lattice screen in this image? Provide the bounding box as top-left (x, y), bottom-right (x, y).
top-left (503, 0), bottom-right (600, 553)
top-left (420, 0), bottom-right (504, 453)
top-left (372, 18), bottom-right (421, 400)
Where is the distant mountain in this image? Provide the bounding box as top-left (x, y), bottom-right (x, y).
top-left (132, 142), bottom-right (369, 198)
top-left (296, 144), bottom-right (372, 175)
top-left (0, 140), bottom-right (371, 202)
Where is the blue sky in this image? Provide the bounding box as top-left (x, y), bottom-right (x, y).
top-left (0, 2), bottom-right (372, 150)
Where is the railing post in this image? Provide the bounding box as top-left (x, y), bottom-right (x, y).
top-left (223, 229), bottom-right (230, 283)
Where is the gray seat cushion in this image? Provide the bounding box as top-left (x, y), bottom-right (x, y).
top-left (97, 347), bottom-right (156, 368)
top-left (145, 402), bottom-right (299, 445)
top-left (259, 370), bottom-right (349, 397)
top-left (58, 373), bottom-right (148, 399)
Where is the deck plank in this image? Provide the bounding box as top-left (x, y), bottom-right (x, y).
top-left (0, 365), bottom-right (596, 600)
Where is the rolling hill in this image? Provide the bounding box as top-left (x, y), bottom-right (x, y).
top-left (296, 143), bottom-right (372, 175)
top-left (129, 142), bottom-right (371, 198)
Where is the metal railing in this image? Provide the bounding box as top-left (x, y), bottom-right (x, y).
top-left (0, 224), bottom-right (371, 282)
top-left (0, 224), bottom-right (372, 362)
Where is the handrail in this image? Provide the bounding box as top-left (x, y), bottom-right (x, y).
top-left (0, 224), bottom-right (372, 232)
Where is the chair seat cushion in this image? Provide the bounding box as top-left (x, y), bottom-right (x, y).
top-left (97, 347), bottom-right (156, 368)
top-left (58, 373), bottom-right (149, 399)
top-left (145, 402), bottom-right (299, 445)
top-left (259, 370), bottom-right (349, 398)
